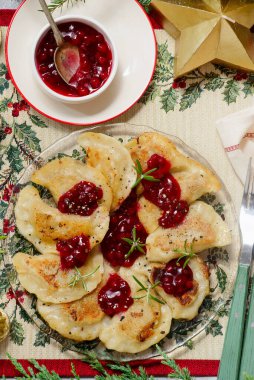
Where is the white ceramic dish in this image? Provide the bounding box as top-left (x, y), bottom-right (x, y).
top-left (6, 0), bottom-right (156, 125)
top-left (32, 15), bottom-right (118, 104)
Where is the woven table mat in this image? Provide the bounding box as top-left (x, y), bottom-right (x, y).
top-left (0, 6), bottom-right (253, 376)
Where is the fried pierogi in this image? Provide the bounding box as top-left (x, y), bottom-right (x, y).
top-left (31, 157), bottom-right (112, 210)
top-left (99, 258), bottom-right (172, 353)
top-left (37, 287), bottom-right (104, 341)
top-left (13, 248), bottom-right (104, 303)
top-left (146, 201), bottom-right (231, 263)
top-left (77, 132), bottom-right (136, 211)
top-left (126, 132), bottom-right (221, 203)
top-left (36, 259), bottom-right (113, 341)
top-left (15, 186), bottom-right (109, 254)
top-left (151, 257), bottom-right (209, 320)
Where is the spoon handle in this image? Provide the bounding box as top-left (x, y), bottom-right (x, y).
top-left (38, 0), bottom-right (64, 46)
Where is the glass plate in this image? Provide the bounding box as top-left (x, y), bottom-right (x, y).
top-left (3, 123), bottom-right (240, 361)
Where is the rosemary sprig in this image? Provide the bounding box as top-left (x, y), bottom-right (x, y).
top-left (122, 226), bottom-right (146, 259)
top-left (174, 240), bottom-right (197, 269)
top-left (5, 347), bottom-right (195, 379)
top-left (47, 0), bottom-right (85, 13)
top-left (132, 275), bottom-right (165, 305)
top-left (132, 159), bottom-right (159, 188)
top-left (68, 265), bottom-right (100, 290)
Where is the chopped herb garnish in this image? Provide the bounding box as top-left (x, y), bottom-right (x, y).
top-left (132, 275), bottom-right (165, 305)
top-left (132, 159), bottom-right (159, 188)
top-left (174, 240), bottom-right (197, 268)
top-left (122, 227), bottom-right (146, 259)
top-left (68, 265), bottom-right (100, 290)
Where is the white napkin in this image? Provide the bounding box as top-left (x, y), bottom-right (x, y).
top-left (216, 107), bottom-right (254, 184)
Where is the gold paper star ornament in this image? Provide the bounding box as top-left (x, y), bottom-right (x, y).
top-left (152, 0), bottom-right (254, 77)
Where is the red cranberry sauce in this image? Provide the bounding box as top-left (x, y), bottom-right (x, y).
top-left (35, 21), bottom-right (112, 97)
top-left (57, 234), bottom-right (91, 270)
top-left (58, 181), bottom-right (103, 216)
top-left (142, 154), bottom-right (189, 228)
top-left (101, 191), bottom-right (148, 267)
top-left (98, 273), bottom-right (134, 316)
top-left (153, 258), bottom-right (194, 297)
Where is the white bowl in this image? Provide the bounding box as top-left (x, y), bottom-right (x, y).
top-left (32, 15), bottom-right (118, 104)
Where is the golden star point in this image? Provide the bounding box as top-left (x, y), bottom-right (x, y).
top-left (152, 0), bottom-right (254, 77)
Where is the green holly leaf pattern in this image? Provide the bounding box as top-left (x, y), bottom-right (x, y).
top-left (140, 82), bottom-right (160, 104)
top-left (204, 75), bottom-right (224, 91)
top-left (205, 319), bottom-right (223, 337)
top-left (243, 79), bottom-right (254, 97)
top-left (7, 145), bottom-right (23, 173)
top-left (223, 79), bottom-right (240, 104)
top-left (0, 264), bottom-right (16, 297)
top-left (19, 307), bottom-right (32, 324)
top-left (0, 200), bottom-right (8, 219)
top-left (216, 266), bottom-right (227, 293)
top-left (34, 330), bottom-right (51, 347)
top-left (179, 83), bottom-right (202, 111)
top-left (10, 317), bottom-right (25, 345)
top-left (15, 122), bottom-right (41, 152)
top-left (138, 0), bottom-right (151, 13)
top-left (28, 114), bottom-right (48, 128)
top-left (0, 77), bottom-right (9, 95)
top-left (160, 88), bottom-right (178, 112)
top-left (0, 63), bottom-right (7, 76)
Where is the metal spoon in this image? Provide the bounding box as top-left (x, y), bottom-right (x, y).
top-left (39, 0), bottom-right (80, 85)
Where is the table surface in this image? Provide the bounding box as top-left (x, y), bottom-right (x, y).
top-left (1, 1), bottom-right (221, 379)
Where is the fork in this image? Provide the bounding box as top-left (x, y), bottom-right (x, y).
top-left (218, 158), bottom-right (254, 380)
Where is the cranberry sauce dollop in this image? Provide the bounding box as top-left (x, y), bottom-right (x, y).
top-left (57, 234), bottom-right (91, 270)
top-left (35, 21), bottom-right (112, 97)
top-left (153, 258), bottom-right (194, 297)
top-left (98, 273), bottom-right (134, 316)
top-left (142, 154), bottom-right (189, 228)
top-left (58, 181), bottom-right (103, 216)
top-left (101, 191), bottom-right (148, 267)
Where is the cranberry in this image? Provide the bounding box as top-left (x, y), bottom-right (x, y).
top-left (101, 191), bottom-right (148, 267)
top-left (98, 273), bottom-right (134, 316)
top-left (7, 102), bottom-right (13, 108)
top-left (90, 77), bottom-right (101, 89)
top-left (57, 234), bottom-right (91, 270)
top-left (142, 154), bottom-right (189, 228)
top-left (147, 154), bottom-right (171, 179)
top-left (83, 34), bottom-right (97, 46)
top-left (159, 200), bottom-right (189, 228)
top-left (4, 127), bottom-right (12, 135)
top-left (97, 55), bottom-right (108, 66)
top-left (153, 258), bottom-right (194, 297)
top-left (97, 43), bottom-right (108, 54)
top-left (38, 52), bottom-right (48, 63)
top-left (77, 86), bottom-right (90, 96)
top-left (58, 181), bottom-right (103, 216)
top-left (172, 81), bottom-right (179, 89)
top-left (72, 30), bottom-right (85, 45)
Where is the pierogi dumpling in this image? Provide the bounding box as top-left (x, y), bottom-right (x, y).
top-left (151, 257), bottom-right (209, 320)
top-left (99, 258), bottom-right (172, 353)
top-left (31, 157), bottom-right (112, 210)
top-left (15, 186), bottom-right (109, 255)
top-left (13, 247), bottom-right (104, 303)
top-left (77, 132), bottom-right (137, 211)
top-left (126, 132), bottom-right (221, 203)
top-left (36, 258), bottom-right (114, 341)
top-left (146, 201), bottom-right (231, 263)
top-left (137, 197), bottom-right (162, 234)
top-left (37, 287), bottom-right (105, 341)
